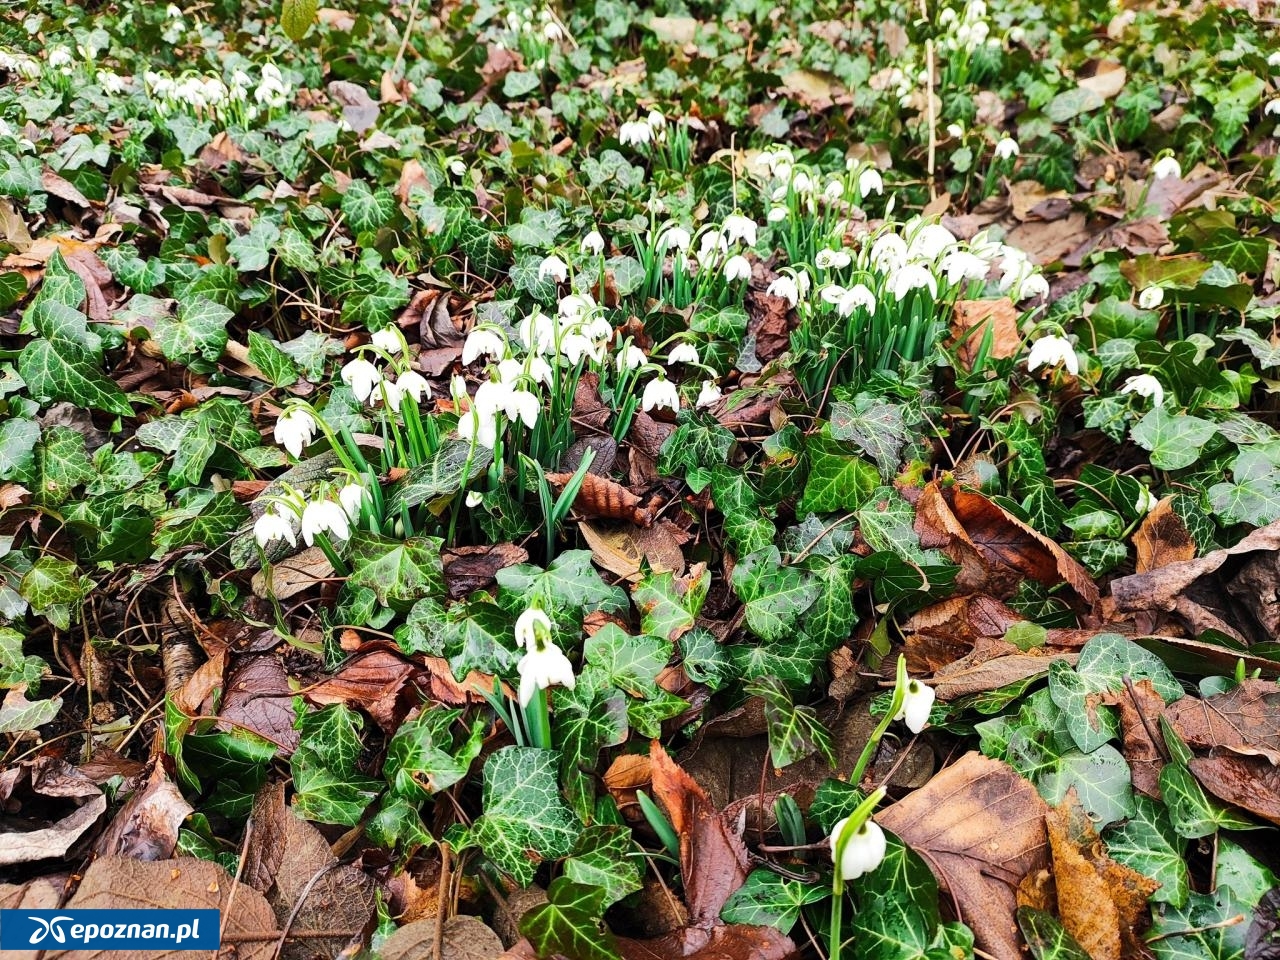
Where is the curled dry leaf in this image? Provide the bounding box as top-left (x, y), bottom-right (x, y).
top-left (1189, 755), bottom-right (1280, 825)
top-left (580, 519), bottom-right (686, 581)
top-left (546, 471), bottom-right (654, 527)
top-left (443, 543), bottom-right (530, 599)
top-left (0, 758), bottom-right (106, 868)
top-left (306, 643), bottom-right (423, 733)
top-left (1133, 497), bottom-right (1196, 574)
top-left (93, 762), bottom-right (192, 862)
top-left (1104, 678), bottom-right (1168, 799)
top-left (877, 751), bottom-right (1050, 960)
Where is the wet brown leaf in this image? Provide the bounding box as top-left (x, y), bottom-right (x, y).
top-left (619, 922), bottom-right (798, 959)
top-left (1189, 755), bottom-right (1280, 825)
top-left (253, 546), bottom-right (335, 601)
top-left (443, 543), bottom-right (529, 598)
top-left (306, 645), bottom-right (422, 732)
top-left (545, 471), bottom-right (653, 526)
top-left (877, 752), bottom-right (1050, 960)
top-left (1134, 497), bottom-right (1196, 573)
top-left (932, 652), bottom-right (1076, 701)
top-left (327, 80), bottom-right (380, 133)
top-left (951, 299), bottom-right (1020, 370)
top-left (48, 856), bottom-right (276, 960)
top-left (381, 915), bottom-right (504, 960)
top-left (1005, 213), bottom-right (1089, 265)
top-left (1107, 678), bottom-right (1168, 799)
top-left (580, 519), bottom-right (687, 581)
top-left (93, 762), bottom-right (192, 862)
top-left (1165, 679), bottom-right (1280, 764)
top-left (219, 654), bottom-right (301, 753)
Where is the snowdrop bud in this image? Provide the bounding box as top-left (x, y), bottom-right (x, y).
top-left (447, 157), bottom-right (466, 177)
top-left (338, 483), bottom-right (366, 520)
top-left (893, 678), bottom-right (936, 733)
top-left (543, 20), bottom-right (564, 40)
top-left (823, 180), bottom-right (845, 200)
top-left (581, 229), bottom-right (605, 256)
top-left (696, 380), bottom-right (722, 408)
top-left (1017, 274), bottom-right (1050, 300)
top-left (1138, 286), bottom-right (1164, 309)
top-left (858, 167), bottom-right (884, 198)
top-left (659, 225), bottom-right (691, 252)
top-left (767, 206), bottom-right (788, 222)
top-left (994, 136), bottom-right (1020, 160)
top-left (724, 254), bottom-right (752, 282)
top-left (1134, 485), bottom-right (1159, 515)
top-left (1151, 156), bottom-right (1181, 180)
top-left (830, 817), bottom-right (887, 881)
top-left (515, 607), bottom-right (553, 649)
top-left (465, 490), bottom-right (484, 508)
top-left (397, 370), bottom-right (431, 403)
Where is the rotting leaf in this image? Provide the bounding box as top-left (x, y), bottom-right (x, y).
top-left (1165, 679), bottom-right (1280, 765)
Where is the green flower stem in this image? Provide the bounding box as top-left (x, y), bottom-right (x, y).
top-left (828, 786), bottom-right (887, 960)
top-left (314, 532), bottom-right (349, 578)
top-left (848, 655), bottom-right (909, 787)
top-left (525, 686), bottom-right (552, 750)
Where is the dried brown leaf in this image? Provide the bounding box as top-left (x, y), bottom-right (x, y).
top-left (1165, 679), bottom-right (1280, 764)
top-left (951, 299), bottom-right (1020, 370)
top-left (1134, 497), bottom-right (1196, 574)
top-left (545, 471), bottom-right (653, 526)
top-left (93, 763), bottom-right (192, 862)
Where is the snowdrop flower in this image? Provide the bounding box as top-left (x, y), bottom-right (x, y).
top-left (830, 817), bottom-right (887, 881)
top-left (581, 229), bottom-right (605, 256)
top-left (998, 249), bottom-right (1035, 294)
top-left (543, 20), bottom-right (564, 40)
top-left (722, 214), bottom-right (759, 247)
top-left (254, 509), bottom-right (297, 549)
top-left (888, 264), bottom-right (939, 301)
top-left (790, 170), bottom-right (815, 195)
top-left (301, 498), bottom-right (351, 545)
top-left (458, 407), bottom-right (498, 449)
top-left (462, 327), bottom-right (507, 366)
top-left (667, 342), bottom-right (699, 365)
top-left (341, 358), bottom-right (382, 403)
top-left (821, 283), bottom-right (877, 317)
top-left (1152, 156), bottom-right (1181, 180)
top-left (1264, 99), bottom-right (1280, 117)
top-left (1120, 374), bottom-right (1164, 406)
top-left (893, 677), bottom-right (936, 733)
top-left (994, 136), bottom-right (1020, 160)
top-left (372, 377), bottom-right (404, 410)
top-left (869, 233), bottom-right (909, 273)
top-left (1026, 334), bottom-right (1079, 375)
top-left (659, 225), bottom-right (691, 252)
top-left (1270, 50), bottom-right (1280, 68)
top-left (907, 222), bottom-right (958, 262)
top-left (584, 315), bottom-right (614, 342)
top-left (767, 275), bottom-right (800, 307)
top-left (538, 254), bottom-right (569, 283)
top-left (505, 389), bottom-right (541, 429)
top-left (618, 120), bottom-right (653, 146)
top-left (47, 47), bottom-right (74, 70)
top-left (274, 408), bottom-right (318, 458)
top-left (767, 205), bottom-right (788, 223)
top-left (946, 122), bottom-right (964, 139)
top-left (526, 355), bottom-right (553, 387)
top-left (815, 248), bottom-right (852, 270)
top-left (1138, 286), bottom-right (1164, 309)
top-left (642, 376), bottom-right (680, 413)
top-left (517, 636), bottom-right (576, 707)
top-left (823, 180), bottom-right (845, 201)
top-left (1017, 273), bottom-right (1050, 300)
top-left (397, 370), bottom-right (431, 403)
top-left (474, 379), bottom-right (514, 419)
top-left (520, 311), bottom-right (557, 354)
top-left (560, 334), bottom-right (602, 365)
top-left (99, 71), bottom-right (127, 95)
top-left (646, 109), bottom-right (667, 134)
top-left (371, 327), bottom-right (403, 354)
top-left (858, 167), bottom-right (884, 198)
top-left (447, 157), bottom-right (467, 178)
top-left (724, 255), bottom-right (752, 282)
top-left (558, 292), bottom-right (598, 322)
top-left (338, 483), bottom-right (366, 520)
top-left (515, 607), bottom-right (553, 649)
top-left (496, 358), bottom-right (524, 386)
top-left (465, 490), bottom-right (484, 508)
top-left (1134, 485), bottom-right (1159, 515)
top-left (616, 344), bottom-right (647, 372)
top-left (696, 380), bottom-right (722, 409)
top-left (939, 250), bottom-right (990, 284)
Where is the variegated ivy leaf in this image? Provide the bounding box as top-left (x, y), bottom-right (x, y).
top-left (154, 296), bottom-right (232, 365)
top-left (472, 747), bottom-right (580, 886)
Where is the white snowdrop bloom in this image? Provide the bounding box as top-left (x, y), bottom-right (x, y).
top-left (998, 249), bottom-right (1034, 294)
top-left (584, 315), bottom-right (615, 342)
top-left (202, 77), bottom-right (228, 105)
top-left (616, 344), bottom-right (647, 372)
top-left (1134, 485), bottom-right (1159, 515)
top-left (558, 292), bottom-right (597, 322)
top-left (939, 250), bottom-right (991, 284)
top-left (724, 255), bottom-right (752, 282)
top-left (447, 157), bottom-right (467, 178)
top-left (461, 327), bottom-right (507, 366)
top-left (520, 311), bottom-right (557, 354)
top-left (515, 607), bottom-right (553, 649)
top-left (465, 490), bottom-right (484, 508)
top-left (790, 170), bottom-right (815, 194)
top-left (538, 254), bottom-right (569, 283)
top-left (646, 109), bottom-right (667, 133)
top-left (659, 225), bottom-right (692, 252)
top-left (47, 46), bottom-right (74, 70)
top-left (767, 205), bottom-right (788, 222)
top-left (505, 389), bottom-right (541, 429)
top-left (581, 229), bottom-right (605, 256)
top-left (526, 356), bottom-right (553, 387)
top-left (1026, 334), bottom-right (1079, 375)
top-left (830, 817), bottom-right (887, 881)
top-left (667, 342), bottom-right (699, 365)
top-left (1120, 374), bottom-right (1165, 407)
top-left (517, 637), bottom-right (576, 707)
top-left (451, 375), bottom-right (468, 401)
top-left (994, 136), bottom-right (1020, 161)
top-left (1008, 25), bottom-right (1025, 43)
top-left (1017, 273), bottom-right (1050, 300)
top-left (474, 379), bottom-right (514, 419)
top-left (560, 333), bottom-right (602, 365)
top-left (642, 376), bottom-right (681, 413)
top-left (893, 678), bottom-right (936, 733)
top-left (723, 214), bottom-right (759, 247)
top-left (338, 482), bottom-right (366, 520)
top-left (397, 370), bottom-right (431, 403)
top-left (99, 71), bottom-right (127, 95)
top-left (543, 20), bottom-right (564, 40)
top-left (372, 377), bottom-right (404, 410)
top-left (301, 498), bottom-right (351, 546)
top-left (823, 179), bottom-right (845, 201)
top-left (697, 231), bottom-right (729, 268)
top-left (1152, 156), bottom-right (1182, 180)
top-left (696, 380), bottom-right (722, 409)
top-left (618, 120), bottom-right (653, 146)
top-left (869, 233), bottom-right (909, 273)
top-left (888, 264), bottom-right (939, 301)
top-left (858, 167), bottom-right (884, 198)
top-left (815, 248), bottom-right (853, 270)
top-left (497, 358), bottom-right (524, 386)
top-left (947, 122), bottom-right (965, 138)
top-left (1270, 50), bottom-right (1280, 67)
top-left (1138, 286), bottom-right (1164, 309)
top-left (274, 408), bottom-right (318, 458)
top-left (767, 275), bottom-right (800, 307)
top-left (907, 222), bottom-right (958, 262)
top-left (254, 509), bottom-right (297, 549)
top-left (457, 407), bottom-right (498, 449)
top-left (821, 283), bottom-right (877, 317)
top-left (371, 327), bottom-right (402, 354)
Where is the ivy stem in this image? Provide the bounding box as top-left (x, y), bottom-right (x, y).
top-left (848, 655), bottom-right (909, 787)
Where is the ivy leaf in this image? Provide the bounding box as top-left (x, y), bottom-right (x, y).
top-left (720, 868), bottom-right (827, 933)
top-left (0, 688), bottom-right (62, 735)
top-left (1016, 907), bottom-right (1092, 960)
top-left (155, 296), bottom-right (232, 365)
top-left (340, 269), bottom-right (410, 330)
top-left (277, 227), bottom-right (321, 273)
top-left (280, 329), bottom-right (342, 381)
top-left (562, 825), bottom-right (643, 907)
top-left (1147, 886), bottom-right (1251, 960)
top-left (20, 556), bottom-right (86, 611)
top-left (1103, 794), bottom-right (1188, 907)
top-left (830, 395), bottom-right (911, 480)
top-left (247, 330), bottom-right (300, 388)
top-left (0, 627), bottom-right (45, 691)
top-left (472, 747), bottom-right (581, 886)
top-left (280, 0), bottom-right (318, 40)
top-left (732, 632), bottom-right (828, 686)
top-left (152, 489), bottom-right (248, 553)
top-left (625, 688), bottom-right (687, 738)
top-left (348, 532), bottom-right (446, 609)
top-left (731, 546), bottom-right (821, 643)
top-left (35, 251), bottom-right (87, 311)
top-left (553, 675), bottom-right (628, 821)
top-left (496, 550), bottom-right (626, 619)
top-left (227, 219), bottom-right (281, 273)
top-left (18, 336), bottom-right (132, 416)
top-left (632, 568), bottom-right (703, 642)
top-left (384, 438), bottom-right (492, 514)
top-left (583, 625), bottom-right (671, 697)
top-left (801, 555), bottom-right (858, 652)
top-left (291, 704), bottom-right (382, 826)
top-left (657, 411), bottom-right (735, 493)
top-left (1208, 448), bottom-right (1280, 525)
top-left (848, 895), bottom-right (935, 960)
top-left (1130, 407), bottom-right (1217, 471)
top-left (1040, 744), bottom-right (1135, 829)
top-left (507, 207), bottom-right (565, 248)
top-left (34, 425), bottom-right (95, 506)
top-left (342, 180), bottom-right (397, 234)
top-left (0, 419), bottom-right (40, 484)
top-left (1159, 761), bottom-right (1254, 839)
top-left (385, 707), bottom-right (485, 802)
top-left (798, 432), bottom-right (879, 514)
top-left (520, 877), bottom-right (621, 960)
top-left (745, 675), bottom-right (835, 769)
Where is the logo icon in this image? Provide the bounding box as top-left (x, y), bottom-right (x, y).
top-left (28, 916), bottom-right (73, 945)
